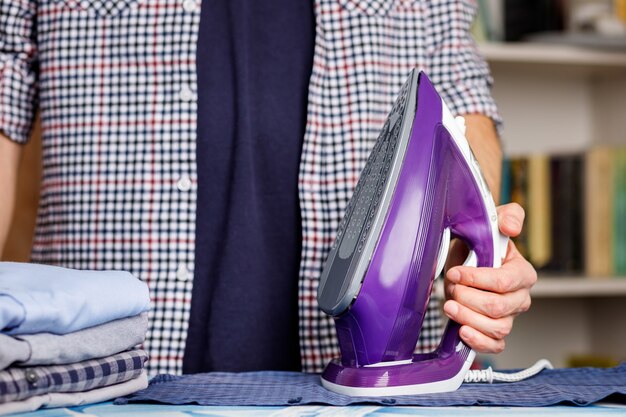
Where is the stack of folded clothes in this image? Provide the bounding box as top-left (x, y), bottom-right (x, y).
top-left (0, 262), bottom-right (151, 415)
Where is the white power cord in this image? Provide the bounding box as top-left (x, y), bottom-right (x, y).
top-left (464, 359), bottom-right (554, 383)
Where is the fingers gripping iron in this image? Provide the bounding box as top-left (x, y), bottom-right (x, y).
top-left (317, 70), bottom-right (509, 396)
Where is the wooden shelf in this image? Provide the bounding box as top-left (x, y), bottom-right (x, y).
top-left (434, 276), bottom-right (626, 299)
top-left (532, 276), bottom-right (626, 298)
top-left (478, 42), bottom-right (626, 74)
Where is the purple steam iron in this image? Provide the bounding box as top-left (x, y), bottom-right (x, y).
top-left (317, 70), bottom-right (508, 396)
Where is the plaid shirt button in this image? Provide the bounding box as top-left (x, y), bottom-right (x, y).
top-left (176, 265), bottom-right (192, 281)
top-left (179, 86), bottom-right (195, 102)
top-left (24, 369), bottom-right (38, 386)
top-left (182, 0), bottom-right (198, 12)
top-left (176, 175), bottom-right (193, 192)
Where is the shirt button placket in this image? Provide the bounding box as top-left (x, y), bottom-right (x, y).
top-left (173, 0), bottom-right (197, 288)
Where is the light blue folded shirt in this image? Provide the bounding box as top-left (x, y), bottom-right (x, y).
top-left (0, 262), bottom-right (150, 335)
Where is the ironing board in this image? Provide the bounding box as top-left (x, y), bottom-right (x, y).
top-left (11, 402), bottom-right (626, 417)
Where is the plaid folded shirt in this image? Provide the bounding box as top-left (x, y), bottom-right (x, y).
top-left (0, 0), bottom-right (499, 374)
top-left (0, 349), bottom-right (148, 404)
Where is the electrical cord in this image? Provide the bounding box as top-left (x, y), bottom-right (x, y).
top-left (464, 359), bottom-right (554, 383)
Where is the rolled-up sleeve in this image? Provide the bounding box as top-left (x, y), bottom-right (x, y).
top-left (426, 1), bottom-right (502, 127)
top-left (0, 0), bottom-right (38, 144)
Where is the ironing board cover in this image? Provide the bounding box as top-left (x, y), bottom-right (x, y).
top-left (115, 363), bottom-right (626, 407)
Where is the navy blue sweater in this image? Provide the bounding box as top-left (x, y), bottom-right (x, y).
top-left (183, 0), bottom-right (314, 372)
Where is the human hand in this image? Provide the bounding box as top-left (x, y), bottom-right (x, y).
top-left (442, 203), bottom-right (537, 353)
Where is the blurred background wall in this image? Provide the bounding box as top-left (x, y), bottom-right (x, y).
top-left (2, 117), bottom-right (41, 262)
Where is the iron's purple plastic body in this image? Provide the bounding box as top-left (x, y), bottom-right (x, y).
top-left (321, 72), bottom-right (496, 391)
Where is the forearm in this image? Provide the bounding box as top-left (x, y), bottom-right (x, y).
top-left (462, 114), bottom-right (502, 204)
top-left (0, 134), bottom-right (22, 255)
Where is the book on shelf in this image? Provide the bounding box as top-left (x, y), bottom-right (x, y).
top-left (614, 149), bottom-right (626, 275)
top-left (484, 0), bottom-right (505, 41)
top-left (585, 148), bottom-right (614, 277)
top-left (501, 146), bottom-right (626, 278)
top-left (473, 0), bottom-right (565, 43)
top-left (472, 0), bottom-right (490, 43)
top-left (527, 154), bottom-right (552, 269)
top-left (619, 0), bottom-right (626, 24)
top-left (549, 153), bottom-right (584, 273)
top-left (507, 157), bottom-right (529, 259)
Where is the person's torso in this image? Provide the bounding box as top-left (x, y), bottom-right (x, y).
top-left (30, 0), bottom-right (487, 375)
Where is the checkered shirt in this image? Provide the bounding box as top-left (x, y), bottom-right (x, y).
top-left (0, 349), bottom-right (147, 403)
top-left (0, 0), bottom-right (199, 375)
top-left (298, 0), bottom-right (500, 372)
top-left (0, 0), bottom-right (499, 375)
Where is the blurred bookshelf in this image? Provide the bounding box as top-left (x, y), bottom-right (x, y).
top-left (484, 56), bottom-right (626, 368)
top-left (474, 0), bottom-right (626, 369)
top-left (479, 41), bottom-right (626, 74)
